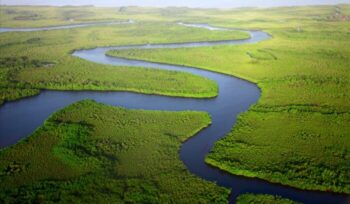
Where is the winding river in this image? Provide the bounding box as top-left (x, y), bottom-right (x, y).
top-left (0, 22), bottom-right (349, 204)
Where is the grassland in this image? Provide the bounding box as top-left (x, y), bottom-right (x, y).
top-left (1, 4), bottom-right (349, 202)
top-left (108, 5), bottom-right (350, 194)
top-left (0, 100), bottom-right (229, 203)
top-left (236, 194), bottom-right (300, 204)
top-left (0, 6), bottom-right (250, 105)
top-left (0, 6), bottom-right (223, 27)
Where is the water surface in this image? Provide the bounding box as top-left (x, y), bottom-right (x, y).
top-left (0, 22), bottom-right (348, 204)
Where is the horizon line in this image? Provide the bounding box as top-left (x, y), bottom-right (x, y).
top-left (1, 3), bottom-right (349, 10)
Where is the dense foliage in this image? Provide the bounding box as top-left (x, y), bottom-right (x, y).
top-left (0, 56), bottom-right (48, 105)
top-left (0, 100), bottom-right (229, 203)
top-left (0, 8), bottom-right (251, 104)
top-left (108, 5), bottom-right (350, 194)
top-left (236, 194), bottom-right (300, 204)
top-left (1, 4), bottom-right (349, 202)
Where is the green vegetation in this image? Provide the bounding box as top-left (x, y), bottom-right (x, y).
top-left (0, 6), bottom-right (210, 28)
top-left (1, 4), bottom-right (349, 201)
top-left (0, 56), bottom-right (45, 105)
top-left (108, 5), bottom-right (350, 193)
top-left (207, 111), bottom-right (350, 193)
top-left (236, 194), bottom-right (300, 204)
top-left (0, 6), bottom-right (251, 104)
top-left (0, 88), bottom-right (39, 105)
top-left (0, 100), bottom-right (229, 203)
top-left (0, 6), bottom-right (132, 27)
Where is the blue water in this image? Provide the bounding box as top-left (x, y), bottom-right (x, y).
top-left (0, 22), bottom-right (348, 204)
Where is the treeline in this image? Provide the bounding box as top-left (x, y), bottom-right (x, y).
top-left (0, 57), bottom-right (54, 69)
top-left (236, 193), bottom-right (300, 204)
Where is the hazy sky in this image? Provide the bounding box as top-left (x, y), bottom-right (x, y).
top-left (2, 0), bottom-right (350, 8)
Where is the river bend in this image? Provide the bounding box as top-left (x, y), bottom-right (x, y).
top-left (0, 22), bottom-right (348, 204)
